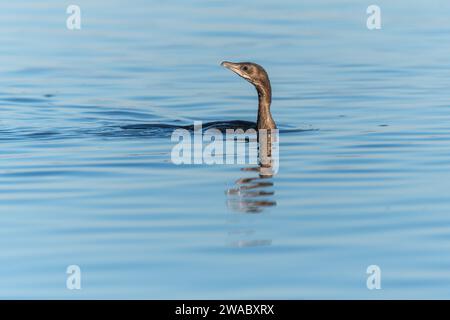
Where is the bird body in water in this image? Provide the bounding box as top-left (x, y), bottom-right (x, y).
top-left (221, 61), bottom-right (276, 131)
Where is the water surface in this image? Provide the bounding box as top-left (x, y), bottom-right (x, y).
top-left (1, 0), bottom-right (450, 298)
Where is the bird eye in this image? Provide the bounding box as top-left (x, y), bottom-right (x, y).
top-left (241, 66), bottom-right (248, 72)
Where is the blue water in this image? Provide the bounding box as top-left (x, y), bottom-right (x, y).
top-left (2, 0), bottom-right (450, 299)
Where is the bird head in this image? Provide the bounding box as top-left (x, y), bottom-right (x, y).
top-left (221, 61), bottom-right (271, 95)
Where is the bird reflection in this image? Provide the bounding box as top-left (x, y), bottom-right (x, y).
top-left (225, 130), bottom-right (278, 247)
top-left (226, 129), bottom-right (278, 213)
top-left (226, 173), bottom-right (276, 213)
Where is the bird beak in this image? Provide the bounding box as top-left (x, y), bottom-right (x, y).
top-left (221, 61), bottom-right (242, 76)
top-left (221, 61), bottom-right (250, 81)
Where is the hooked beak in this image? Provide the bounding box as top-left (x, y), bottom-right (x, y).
top-left (221, 61), bottom-right (247, 79)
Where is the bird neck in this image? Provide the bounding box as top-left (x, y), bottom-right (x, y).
top-left (256, 82), bottom-right (275, 130)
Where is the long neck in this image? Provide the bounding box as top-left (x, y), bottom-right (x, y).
top-left (256, 82), bottom-right (275, 130)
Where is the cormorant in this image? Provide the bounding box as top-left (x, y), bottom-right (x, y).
top-left (221, 61), bottom-right (276, 131)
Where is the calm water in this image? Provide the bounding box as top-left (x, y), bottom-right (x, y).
top-left (1, 0), bottom-right (450, 299)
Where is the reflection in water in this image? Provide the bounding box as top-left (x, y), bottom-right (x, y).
top-left (226, 130), bottom-right (278, 247)
top-left (226, 173), bottom-right (276, 213)
top-left (227, 129), bottom-right (278, 213)
top-left (229, 239), bottom-right (273, 248)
